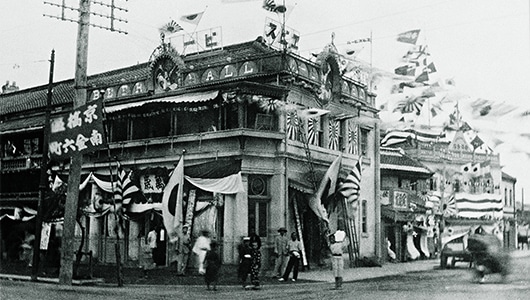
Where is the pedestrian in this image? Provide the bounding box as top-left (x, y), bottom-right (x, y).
top-left (204, 240), bottom-right (221, 291)
top-left (238, 236), bottom-right (252, 288)
top-left (141, 226), bottom-right (157, 278)
top-left (273, 227), bottom-right (289, 278)
top-left (176, 225), bottom-right (191, 276)
top-left (247, 237), bottom-right (262, 290)
top-left (279, 232), bottom-right (302, 282)
top-left (192, 229), bottom-right (211, 275)
top-left (330, 230), bottom-right (346, 289)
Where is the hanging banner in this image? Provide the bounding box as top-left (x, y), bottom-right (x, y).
top-left (48, 98), bottom-right (106, 161)
top-left (40, 222), bottom-right (52, 250)
top-left (185, 189), bottom-right (196, 227)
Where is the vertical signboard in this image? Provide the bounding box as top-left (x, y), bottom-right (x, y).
top-left (48, 98), bottom-right (106, 161)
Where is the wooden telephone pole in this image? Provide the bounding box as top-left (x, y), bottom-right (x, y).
top-left (43, 0), bottom-right (127, 285)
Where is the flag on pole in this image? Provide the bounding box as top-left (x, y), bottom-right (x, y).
top-left (308, 154), bottom-right (342, 223)
top-left (180, 12), bottom-right (204, 25)
top-left (397, 29), bottom-right (420, 44)
top-left (415, 71), bottom-right (429, 83)
top-left (114, 163), bottom-right (141, 205)
top-left (338, 158), bottom-right (362, 203)
top-left (470, 135), bottom-right (484, 150)
top-left (425, 62), bottom-right (437, 73)
top-left (162, 157), bottom-right (184, 243)
top-left (443, 193), bottom-right (457, 217)
top-left (262, 0), bottom-right (287, 13)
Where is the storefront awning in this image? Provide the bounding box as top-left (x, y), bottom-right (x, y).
top-left (0, 115), bottom-right (44, 134)
top-left (104, 90), bottom-right (219, 113)
top-left (289, 179), bottom-right (314, 194)
top-left (381, 205), bottom-right (416, 222)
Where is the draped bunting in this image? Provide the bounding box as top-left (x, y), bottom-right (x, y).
top-left (91, 173), bottom-right (117, 193)
top-left (184, 172), bottom-right (245, 194)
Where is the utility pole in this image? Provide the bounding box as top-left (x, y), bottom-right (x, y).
top-left (32, 49), bottom-right (55, 281)
top-left (44, 0), bottom-right (127, 285)
top-left (60, 0), bottom-right (91, 285)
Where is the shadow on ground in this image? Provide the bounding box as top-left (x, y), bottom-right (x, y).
top-left (0, 260), bottom-right (318, 286)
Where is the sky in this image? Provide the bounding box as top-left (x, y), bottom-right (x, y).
top-left (1, 0), bottom-right (529, 204)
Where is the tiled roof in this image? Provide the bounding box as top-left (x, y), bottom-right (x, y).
top-left (0, 63), bottom-right (149, 116)
top-left (380, 147), bottom-right (432, 175)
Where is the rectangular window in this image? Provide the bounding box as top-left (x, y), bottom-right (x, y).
top-left (248, 175), bottom-right (270, 238)
top-left (360, 128), bottom-right (369, 155)
top-left (429, 178), bottom-right (437, 191)
top-left (109, 118), bottom-right (128, 142)
top-left (361, 200), bottom-right (367, 234)
top-left (248, 200), bottom-right (269, 238)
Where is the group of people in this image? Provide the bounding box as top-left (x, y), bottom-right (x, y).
top-left (273, 227), bottom-right (346, 289)
top-left (237, 233), bottom-right (262, 290)
top-left (142, 225), bottom-right (346, 291)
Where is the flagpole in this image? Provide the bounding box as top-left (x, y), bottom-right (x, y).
top-left (193, 6), bottom-right (207, 53)
top-left (369, 30), bottom-right (373, 92)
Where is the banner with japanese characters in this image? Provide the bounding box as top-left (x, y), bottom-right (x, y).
top-left (263, 17), bottom-right (300, 52)
top-left (48, 99), bottom-right (106, 161)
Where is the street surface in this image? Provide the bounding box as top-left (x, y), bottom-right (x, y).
top-left (1, 255), bottom-right (529, 300)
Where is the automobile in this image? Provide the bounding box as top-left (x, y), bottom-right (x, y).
top-left (467, 233), bottom-right (511, 283)
top-left (440, 234), bottom-right (472, 269)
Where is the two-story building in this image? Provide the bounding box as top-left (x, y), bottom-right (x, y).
top-left (1, 38), bottom-right (382, 269)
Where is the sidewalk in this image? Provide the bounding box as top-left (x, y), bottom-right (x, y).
top-left (298, 258), bottom-right (439, 283)
top-left (1, 249), bottom-right (528, 286)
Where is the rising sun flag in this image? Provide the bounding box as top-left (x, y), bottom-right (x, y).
top-left (162, 157), bottom-right (184, 243)
top-left (338, 158), bottom-right (362, 204)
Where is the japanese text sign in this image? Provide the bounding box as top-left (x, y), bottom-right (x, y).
top-left (48, 99), bottom-right (106, 160)
top-left (263, 17), bottom-right (300, 52)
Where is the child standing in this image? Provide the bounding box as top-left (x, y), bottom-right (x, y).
top-left (204, 240), bottom-right (221, 291)
top-left (248, 238), bottom-right (262, 290)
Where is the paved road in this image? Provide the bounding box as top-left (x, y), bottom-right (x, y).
top-left (2, 255), bottom-right (529, 300)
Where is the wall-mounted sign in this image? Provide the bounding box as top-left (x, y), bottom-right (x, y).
top-left (171, 27), bottom-right (223, 55)
top-left (263, 17), bottom-right (300, 52)
top-left (48, 99), bottom-right (106, 161)
top-left (393, 190), bottom-right (408, 209)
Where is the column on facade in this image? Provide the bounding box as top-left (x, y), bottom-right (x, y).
top-left (128, 220), bottom-right (140, 261)
top-left (223, 174), bottom-right (248, 264)
top-left (88, 184), bottom-right (100, 260)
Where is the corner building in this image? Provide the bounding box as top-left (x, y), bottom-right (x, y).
top-left (0, 39), bottom-right (381, 269)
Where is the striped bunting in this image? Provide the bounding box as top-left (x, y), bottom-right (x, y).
top-left (381, 128), bottom-right (444, 147)
top-left (454, 193), bottom-right (503, 219)
top-left (338, 159), bottom-right (362, 203)
top-left (114, 163), bottom-right (141, 205)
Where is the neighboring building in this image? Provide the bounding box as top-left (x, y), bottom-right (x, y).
top-left (380, 126), bottom-right (504, 246)
top-left (1, 38), bottom-right (381, 268)
top-left (501, 171), bottom-right (517, 249)
top-left (380, 147), bottom-right (434, 262)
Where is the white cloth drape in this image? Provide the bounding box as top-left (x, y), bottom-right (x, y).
top-left (185, 172), bottom-right (244, 194)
